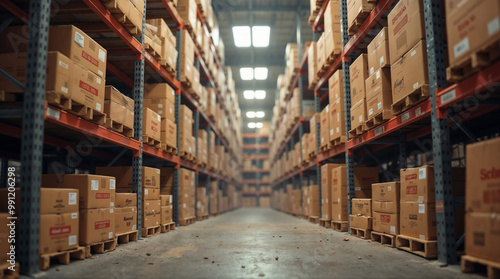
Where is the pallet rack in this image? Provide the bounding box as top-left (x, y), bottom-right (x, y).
top-left (271, 0), bottom-right (500, 266)
top-left (0, 0), bottom-right (242, 274)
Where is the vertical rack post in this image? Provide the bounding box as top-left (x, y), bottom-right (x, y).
top-left (174, 28), bottom-right (183, 226)
top-left (19, 0), bottom-right (51, 274)
top-left (206, 126), bottom-right (211, 215)
top-left (194, 108), bottom-right (199, 219)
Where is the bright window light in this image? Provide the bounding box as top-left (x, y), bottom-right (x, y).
top-left (243, 90), bottom-right (255, 99)
top-left (254, 67), bottom-right (268, 80)
top-left (255, 122), bottom-right (263, 128)
top-left (232, 26), bottom-right (251, 47)
top-left (246, 111), bottom-right (256, 118)
top-left (255, 90), bottom-right (266, 99)
top-left (240, 67), bottom-right (254, 80)
top-left (252, 26), bottom-right (270, 47)
top-left (256, 111), bottom-right (265, 118)
top-left (248, 122), bottom-right (256, 128)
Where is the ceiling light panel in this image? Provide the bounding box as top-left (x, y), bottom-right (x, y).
top-left (254, 67), bottom-right (268, 80)
top-left (243, 90), bottom-right (255, 100)
top-left (248, 122), bottom-right (256, 128)
top-left (246, 111), bottom-right (256, 118)
top-left (252, 26), bottom-right (270, 47)
top-left (255, 90), bottom-right (266, 99)
top-left (232, 26), bottom-right (251, 47)
top-left (240, 67), bottom-right (254, 80)
top-left (256, 111), bottom-right (265, 118)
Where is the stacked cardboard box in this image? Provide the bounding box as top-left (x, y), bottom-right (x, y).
top-left (324, 0), bottom-right (342, 62)
top-left (197, 188), bottom-right (209, 217)
top-left (210, 181), bottom-right (218, 215)
top-left (104, 86), bottom-right (134, 137)
top-left (321, 163), bottom-right (344, 221)
top-left (144, 23), bottom-right (162, 58)
top-left (243, 197), bottom-right (257, 207)
top-left (260, 197), bottom-right (271, 208)
top-left (143, 108), bottom-right (162, 145)
top-left (179, 105), bottom-right (194, 157)
top-left (180, 30), bottom-right (195, 86)
top-left (160, 195), bottom-right (173, 225)
top-left (320, 106), bottom-right (330, 150)
top-left (306, 185), bottom-right (320, 217)
top-left (328, 70), bottom-right (345, 143)
top-left (350, 198), bottom-right (372, 230)
top-left (115, 193), bottom-right (137, 235)
top-left (146, 18), bottom-right (178, 75)
top-left (308, 42), bottom-right (318, 89)
top-left (372, 182), bottom-right (400, 235)
top-left (309, 114), bottom-right (318, 157)
top-left (347, 0), bottom-right (375, 35)
top-left (177, 0), bottom-right (197, 31)
top-left (198, 129), bottom-right (208, 166)
top-left (42, 174), bottom-right (116, 245)
top-left (316, 34), bottom-right (326, 78)
top-left (179, 168), bottom-right (196, 221)
top-left (349, 54), bottom-right (369, 132)
top-left (103, 0), bottom-right (144, 35)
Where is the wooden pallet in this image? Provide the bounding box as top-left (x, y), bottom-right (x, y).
top-left (365, 110), bottom-right (392, 130)
top-left (319, 219), bottom-right (331, 228)
top-left (396, 235), bottom-right (438, 259)
top-left (325, 50), bottom-right (340, 65)
top-left (180, 150), bottom-right (194, 161)
top-left (347, 2), bottom-right (375, 36)
top-left (350, 227), bottom-right (372, 239)
top-left (105, 118), bottom-right (134, 138)
top-left (161, 143), bottom-right (177, 155)
top-left (301, 157), bottom-right (310, 165)
top-left (84, 238), bottom-right (118, 258)
top-left (141, 225), bottom-right (161, 237)
top-left (308, 216), bottom-right (319, 224)
top-left (163, 62), bottom-right (177, 78)
top-left (309, 151), bottom-right (317, 159)
top-left (329, 135), bottom-right (346, 147)
top-left (461, 254), bottom-right (500, 279)
top-left (331, 221), bottom-right (348, 232)
top-left (143, 136), bottom-right (161, 149)
top-left (0, 262), bottom-right (19, 279)
top-left (370, 231), bottom-right (396, 248)
top-left (116, 230), bottom-right (139, 244)
top-left (161, 222), bottom-right (176, 233)
top-left (54, 96), bottom-right (106, 125)
top-left (179, 217), bottom-right (196, 226)
top-left (145, 44), bottom-right (161, 61)
top-left (46, 91), bottom-right (71, 110)
top-left (104, 0), bottom-right (142, 35)
top-left (39, 247), bottom-right (86, 271)
top-left (198, 162), bottom-right (207, 169)
top-left (447, 38), bottom-right (500, 83)
top-left (391, 85), bottom-right (430, 116)
top-left (197, 215), bottom-right (209, 221)
top-left (348, 124), bottom-right (365, 138)
top-left (319, 142), bottom-right (332, 153)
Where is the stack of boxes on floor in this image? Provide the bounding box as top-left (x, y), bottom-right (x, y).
top-left (179, 105), bottom-right (195, 159)
top-left (178, 168), bottom-right (196, 222)
top-left (115, 193), bottom-right (138, 236)
top-left (160, 195), bottom-right (173, 226)
top-left (371, 182), bottom-right (400, 236)
top-left (197, 187), bottom-right (209, 219)
top-left (301, 185), bottom-right (319, 218)
top-left (209, 181), bottom-right (219, 215)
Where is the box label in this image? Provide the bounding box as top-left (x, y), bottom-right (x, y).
top-left (96, 193), bottom-right (110, 199)
top-left (110, 179), bottom-right (116, 189)
top-left (71, 213), bottom-right (78, 219)
top-left (69, 235), bottom-right (77, 245)
top-left (390, 226), bottom-right (395, 234)
top-left (50, 225), bottom-right (71, 236)
top-left (381, 214), bottom-right (391, 223)
top-left (418, 167), bottom-right (426, 179)
top-left (98, 49), bottom-right (106, 62)
top-left (79, 80), bottom-right (99, 96)
top-left (406, 185), bottom-right (417, 194)
top-left (82, 51), bottom-right (98, 67)
top-left (488, 17), bottom-right (500, 36)
top-left (69, 193), bottom-right (77, 205)
top-left (418, 204), bottom-right (425, 214)
top-left (454, 37), bottom-right (470, 58)
top-left (95, 220), bottom-right (111, 230)
top-left (74, 31), bottom-right (84, 47)
top-left (91, 180), bottom-right (99, 190)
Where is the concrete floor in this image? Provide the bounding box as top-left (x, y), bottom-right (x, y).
top-left (33, 208), bottom-right (482, 279)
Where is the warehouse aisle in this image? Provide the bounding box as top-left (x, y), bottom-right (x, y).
top-left (37, 208), bottom-right (478, 279)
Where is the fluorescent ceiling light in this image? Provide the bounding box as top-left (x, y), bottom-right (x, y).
top-left (232, 26), bottom-right (251, 47)
top-left (256, 111), bottom-right (265, 118)
top-left (243, 90), bottom-right (255, 99)
top-left (254, 67), bottom-right (268, 80)
top-left (240, 67), bottom-right (254, 80)
top-left (246, 111), bottom-right (256, 118)
top-left (252, 26), bottom-right (270, 47)
top-left (255, 90), bottom-right (266, 99)
top-left (248, 122), bottom-right (256, 128)
top-left (255, 122), bottom-right (263, 128)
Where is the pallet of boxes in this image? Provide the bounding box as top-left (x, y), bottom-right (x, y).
top-left (371, 181), bottom-right (400, 247)
top-left (115, 193), bottom-right (139, 244)
top-left (146, 18), bottom-right (178, 77)
top-left (178, 168), bottom-right (196, 225)
top-left (209, 181), bottom-right (219, 216)
top-left (320, 163), bottom-right (343, 228)
top-left (159, 168), bottom-right (176, 231)
top-left (197, 187), bottom-right (209, 221)
top-left (179, 105), bottom-right (196, 162)
top-left (42, 174), bottom-right (117, 259)
top-left (328, 70), bottom-right (346, 147)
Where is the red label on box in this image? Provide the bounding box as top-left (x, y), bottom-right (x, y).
top-left (405, 174), bottom-right (417, 180)
top-left (50, 225), bottom-right (71, 236)
top-left (96, 193), bottom-right (110, 199)
top-left (380, 214), bottom-right (391, 223)
top-left (95, 220), bottom-right (111, 230)
top-left (483, 189), bottom-right (500, 204)
top-left (82, 50), bottom-right (98, 67)
top-left (79, 80), bottom-right (98, 96)
top-left (394, 15), bottom-right (408, 35)
top-left (406, 185), bottom-right (417, 194)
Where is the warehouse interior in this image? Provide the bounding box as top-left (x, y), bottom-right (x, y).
top-left (0, 0), bottom-right (499, 278)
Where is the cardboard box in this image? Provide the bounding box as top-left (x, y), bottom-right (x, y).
top-left (328, 70), bottom-right (344, 105)
top-left (143, 108), bottom-right (161, 142)
top-left (372, 212), bottom-right (399, 235)
top-left (40, 212), bottom-right (79, 254)
top-left (115, 193), bottom-right (137, 207)
top-left (321, 163), bottom-right (344, 220)
top-left (400, 202), bottom-right (437, 240)
top-left (42, 174), bottom-right (115, 209)
top-left (79, 208), bottom-right (115, 245)
top-left (177, 0), bottom-right (197, 34)
top-left (115, 206), bottom-right (137, 234)
top-left (400, 166), bottom-right (436, 203)
top-left (354, 166), bottom-right (379, 196)
top-left (309, 114), bottom-right (318, 156)
top-left (349, 215), bottom-right (372, 230)
top-left (466, 137), bottom-right (500, 213)
top-left (465, 212), bottom-right (500, 262)
top-left (365, 68), bottom-right (392, 120)
top-left (144, 83), bottom-right (175, 103)
top-left (367, 27), bottom-right (390, 74)
top-left (329, 99), bottom-right (345, 141)
top-left (390, 40), bottom-right (429, 105)
top-left (316, 34), bottom-right (326, 75)
top-left (308, 42), bottom-right (318, 88)
top-left (350, 99), bottom-right (366, 130)
top-left (41, 188), bottom-right (79, 214)
top-left (352, 198), bottom-right (372, 216)
top-left (372, 182), bottom-right (400, 214)
top-left (349, 54), bottom-right (369, 105)
top-left (146, 18), bottom-right (176, 47)
top-left (161, 118), bottom-right (177, 149)
top-left (387, 0), bottom-right (425, 64)
top-left (347, 0), bottom-right (375, 27)
top-left (307, 185), bottom-right (320, 217)
top-left (104, 86), bottom-right (134, 130)
top-left (332, 197), bottom-right (348, 222)
top-left (324, 0), bottom-right (342, 37)
top-left (71, 62), bottom-right (105, 113)
top-left (320, 106), bottom-right (329, 147)
top-left (95, 166), bottom-right (161, 189)
top-left (0, 213), bottom-right (10, 261)
top-left (161, 205), bottom-right (173, 224)
top-left (142, 200), bottom-right (161, 228)
top-left (160, 195), bottom-right (172, 206)
top-left (143, 98), bottom-right (175, 122)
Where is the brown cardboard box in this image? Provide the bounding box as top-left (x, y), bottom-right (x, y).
top-left (40, 212), bottom-right (79, 254)
top-left (307, 185), bottom-right (320, 217)
top-left (349, 54), bottom-right (369, 105)
top-left (308, 42), bottom-right (318, 88)
top-left (161, 118), bottom-right (177, 149)
top-left (466, 137), bottom-right (500, 213)
top-left (350, 99), bottom-right (366, 130)
top-left (446, 0), bottom-right (500, 68)
top-left (309, 113), bottom-right (318, 156)
top-left (400, 202), bottom-right (437, 240)
top-left (95, 166), bottom-right (160, 189)
top-left (349, 215), bottom-right (372, 230)
top-left (354, 166), bottom-right (379, 197)
top-left (143, 108), bottom-right (161, 142)
top-left (400, 166), bottom-right (435, 203)
top-left (347, 0), bottom-right (375, 27)
top-left (387, 0), bottom-right (425, 64)
top-left (332, 166), bottom-right (347, 200)
top-left (180, 56), bottom-right (194, 85)
top-left (367, 27), bottom-right (390, 74)
top-left (42, 174), bottom-right (115, 209)
top-left (332, 197), bottom-right (348, 222)
top-left (329, 99), bottom-right (345, 141)
top-left (321, 163), bottom-right (344, 220)
top-left (143, 98), bottom-right (175, 122)
top-left (115, 193), bottom-right (137, 207)
top-left (104, 86), bottom-right (134, 130)
top-left (71, 63), bottom-right (105, 113)
top-left (372, 212), bottom-right (399, 235)
top-left (316, 34), bottom-right (326, 75)
top-left (161, 205), bottom-right (173, 224)
top-left (372, 182), bottom-right (400, 213)
top-left (145, 83), bottom-right (175, 103)
top-left (324, 0), bottom-right (342, 43)
top-left (328, 70), bottom-right (344, 105)
top-left (465, 212), bottom-right (500, 262)
top-left (115, 206), bottom-right (137, 234)
top-left (352, 198), bottom-right (372, 216)
top-left (160, 195), bottom-right (172, 206)
top-left (0, 213), bottom-right (10, 261)
top-left (390, 40), bottom-right (429, 105)
top-left (320, 106), bottom-right (329, 147)
top-left (142, 200), bottom-right (161, 228)
top-left (41, 188), bottom-right (79, 214)
top-left (178, 0), bottom-right (197, 34)
top-left (79, 208), bottom-right (115, 245)
top-left (146, 18), bottom-right (176, 47)
top-left (365, 68), bottom-right (392, 120)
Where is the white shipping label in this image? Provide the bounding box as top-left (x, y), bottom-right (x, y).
top-left (110, 202), bottom-right (114, 207)
top-left (98, 49), bottom-right (106, 62)
top-left (170, 196), bottom-right (173, 203)
top-left (145, 189), bottom-right (149, 195)
top-left (157, 169), bottom-right (160, 174)
top-left (91, 180), bottom-right (99, 190)
top-left (61, 87), bottom-right (68, 93)
top-left (454, 37), bottom-right (470, 58)
top-left (376, 70), bottom-right (380, 79)
top-left (388, 186), bottom-right (392, 191)
top-left (170, 108), bottom-right (173, 113)
top-left (370, 67), bottom-right (374, 75)
top-left (71, 213), bottom-right (78, 219)
top-left (369, 108), bottom-right (373, 116)
top-left (43, 107), bottom-right (58, 119)
top-left (158, 104), bottom-right (163, 108)
top-left (59, 60), bottom-right (69, 69)
top-left (110, 179), bottom-right (116, 189)
top-left (419, 234), bottom-right (426, 240)
top-left (390, 226), bottom-right (396, 234)
top-left (98, 70), bottom-right (103, 76)
top-left (336, 127), bottom-right (339, 133)
top-left (185, 194), bottom-right (188, 198)
top-left (96, 103), bottom-right (102, 111)
top-left (69, 235), bottom-right (77, 246)
top-left (337, 198), bottom-right (340, 202)
top-left (413, 82), bottom-right (419, 90)
top-left (379, 56), bottom-right (384, 66)
top-left (338, 214), bottom-right (341, 220)
top-left (359, 115), bottom-right (363, 122)
top-left (441, 89), bottom-right (456, 105)
top-left (411, 50), bottom-right (416, 57)
top-left (419, 167), bottom-right (426, 179)
top-left (109, 232), bottom-right (113, 239)
top-left (132, 225), bottom-right (137, 230)
top-left (183, 203), bottom-right (186, 208)
top-left (401, 112), bottom-right (410, 122)
top-left (321, 138), bottom-right (324, 143)
top-left (354, 187), bottom-right (361, 191)
top-left (418, 196), bottom-right (424, 203)
top-left (377, 102), bottom-right (382, 110)
top-left (74, 31), bottom-right (84, 47)
top-left (418, 204), bottom-right (426, 214)
top-left (416, 107), bottom-right (422, 116)
top-left (330, 129), bottom-right (333, 136)
top-left (110, 208), bottom-right (114, 213)
top-left (96, 77), bottom-right (102, 85)
top-left (69, 193), bottom-right (77, 205)
top-left (488, 17), bottom-right (500, 36)
top-left (158, 110), bottom-right (163, 115)
top-left (157, 115), bottom-right (161, 121)
top-left (326, 106), bottom-right (329, 112)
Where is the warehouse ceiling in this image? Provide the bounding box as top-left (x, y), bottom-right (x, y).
top-left (213, 0), bottom-right (312, 131)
